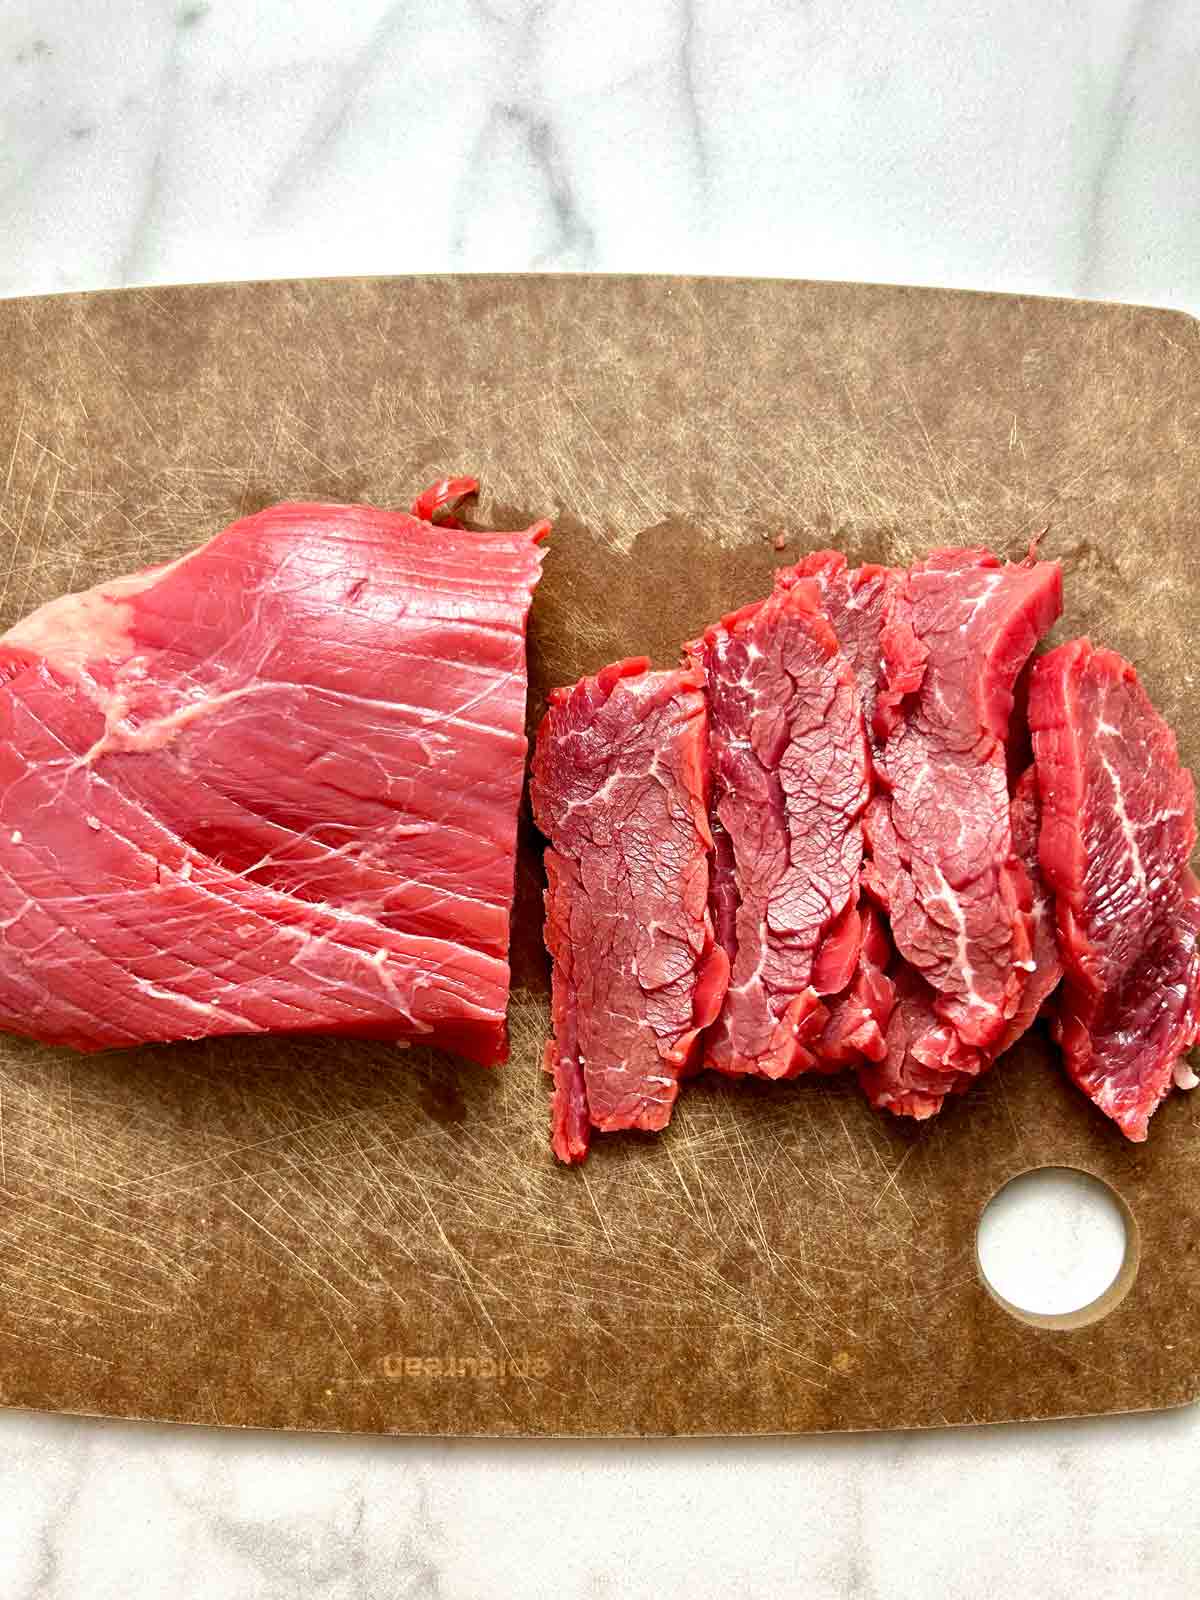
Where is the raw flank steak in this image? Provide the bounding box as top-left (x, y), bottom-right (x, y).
top-left (858, 764), bottom-right (1063, 1119)
top-left (531, 658), bottom-right (729, 1163)
top-left (785, 551), bottom-right (898, 751)
top-left (0, 484), bottom-right (547, 1065)
top-left (786, 553), bottom-right (902, 1070)
top-left (862, 547), bottom-right (1062, 1115)
top-left (688, 577), bottom-right (871, 1078)
top-left (1030, 639), bottom-right (1200, 1139)
top-left (991, 764), bottom-right (1062, 1057)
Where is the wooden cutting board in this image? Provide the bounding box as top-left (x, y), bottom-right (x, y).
top-left (0, 275), bottom-right (1196, 1437)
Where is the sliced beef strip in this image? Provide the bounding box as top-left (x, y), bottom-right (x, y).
top-left (818, 903), bottom-right (894, 1069)
top-left (531, 658), bottom-right (728, 1163)
top-left (1030, 638), bottom-right (1200, 1140)
top-left (785, 552), bottom-right (902, 1067)
top-left (857, 763), bottom-right (1061, 1117)
top-left (688, 579), bottom-right (870, 1078)
top-left (784, 552), bottom-right (897, 749)
top-left (858, 962), bottom-right (979, 1120)
top-left (991, 764), bottom-right (1062, 1057)
top-left (865, 548), bottom-right (1062, 1070)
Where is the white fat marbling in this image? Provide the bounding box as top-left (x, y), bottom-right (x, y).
top-left (1, 1), bottom-right (1198, 1595)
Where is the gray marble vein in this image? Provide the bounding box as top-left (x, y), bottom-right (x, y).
top-left (453, 98), bottom-right (596, 268)
top-left (678, 0), bottom-right (711, 195)
top-left (1077, 0), bottom-right (1171, 294)
top-left (447, 1), bottom-right (596, 270)
top-left (264, 1), bottom-right (411, 215)
top-left (119, 40), bottom-right (174, 295)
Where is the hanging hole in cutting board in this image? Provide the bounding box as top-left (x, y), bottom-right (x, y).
top-left (975, 1167), bottom-right (1140, 1330)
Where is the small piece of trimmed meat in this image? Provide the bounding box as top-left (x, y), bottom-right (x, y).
top-left (1030, 639), bottom-right (1200, 1140)
top-left (819, 903), bottom-right (894, 1069)
top-left (786, 553), bottom-right (902, 1068)
top-left (858, 962), bottom-right (979, 1120)
top-left (991, 765), bottom-right (1062, 1057)
top-left (784, 552), bottom-right (898, 749)
top-left (857, 766), bottom-right (1063, 1119)
top-left (866, 548), bottom-right (1063, 1080)
top-left (531, 659), bottom-right (729, 1163)
top-left (688, 579), bottom-right (870, 1078)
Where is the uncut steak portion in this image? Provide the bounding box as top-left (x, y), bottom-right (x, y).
top-left (531, 659), bottom-right (728, 1164)
top-left (866, 549), bottom-right (1062, 1080)
top-left (1030, 639), bottom-right (1200, 1140)
top-left (689, 579), bottom-right (871, 1078)
top-left (0, 494), bottom-right (546, 1065)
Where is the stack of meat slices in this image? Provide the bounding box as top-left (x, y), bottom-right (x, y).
top-left (532, 544), bottom-right (1200, 1162)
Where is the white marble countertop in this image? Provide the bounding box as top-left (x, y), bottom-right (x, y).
top-left (2, 1), bottom-right (1198, 1594)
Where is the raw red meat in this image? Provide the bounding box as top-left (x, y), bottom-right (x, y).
top-left (858, 963), bottom-right (976, 1119)
top-left (1030, 639), bottom-right (1200, 1139)
top-left (865, 549), bottom-right (1062, 1081)
top-left (0, 492), bottom-right (546, 1064)
top-left (991, 765), bottom-right (1062, 1056)
top-left (784, 552), bottom-right (898, 747)
top-left (531, 659), bottom-right (728, 1163)
top-left (784, 553), bottom-right (902, 1069)
top-left (688, 579), bottom-right (871, 1078)
top-left (818, 902), bottom-right (894, 1068)
top-left (857, 765), bottom-right (1062, 1118)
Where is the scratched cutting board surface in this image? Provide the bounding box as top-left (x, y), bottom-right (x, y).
top-left (0, 275), bottom-right (1196, 1437)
